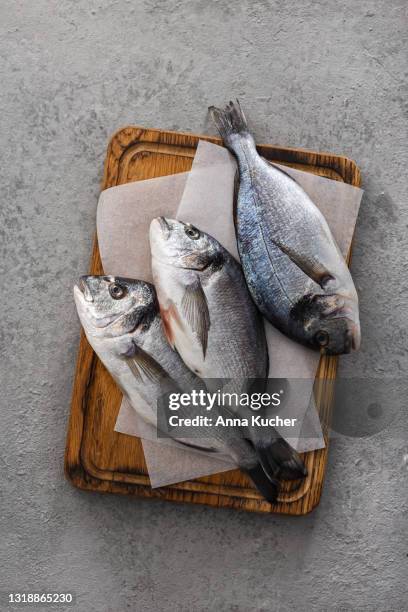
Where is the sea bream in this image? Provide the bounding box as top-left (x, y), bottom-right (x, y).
top-left (209, 100), bottom-right (361, 355)
top-left (150, 217), bottom-right (267, 379)
top-left (149, 219), bottom-right (307, 483)
top-left (74, 275), bottom-right (302, 502)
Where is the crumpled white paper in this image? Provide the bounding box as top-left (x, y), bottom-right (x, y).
top-left (97, 140), bottom-right (363, 487)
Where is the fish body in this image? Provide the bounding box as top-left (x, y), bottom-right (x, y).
top-left (74, 275), bottom-right (294, 503)
top-left (149, 220), bottom-right (307, 484)
top-left (210, 101), bottom-right (361, 355)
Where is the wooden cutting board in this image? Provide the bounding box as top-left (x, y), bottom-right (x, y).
top-left (65, 125), bottom-right (361, 514)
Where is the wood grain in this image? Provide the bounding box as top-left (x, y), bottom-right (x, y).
top-left (64, 126), bottom-right (361, 514)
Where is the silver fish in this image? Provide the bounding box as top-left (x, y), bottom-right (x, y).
top-left (74, 275), bottom-right (293, 502)
top-left (150, 217), bottom-right (267, 379)
top-left (149, 219), bottom-right (307, 483)
top-left (209, 100), bottom-right (361, 355)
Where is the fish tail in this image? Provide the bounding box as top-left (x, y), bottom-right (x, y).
top-left (258, 438), bottom-right (308, 481)
top-left (209, 99), bottom-right (251, 149)
top-left (245, 463), bottom-right (280, 504)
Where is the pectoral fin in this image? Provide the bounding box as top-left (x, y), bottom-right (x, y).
top-left (273, 239), bottom-right (335, 290)
top-left (181, 278), bottom-right (210, 357)
top-left (123, 342), bottom-right (168, 384)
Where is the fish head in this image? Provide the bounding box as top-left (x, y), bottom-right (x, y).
top-left (291, 293), bottom-right (361, 355)
top-left (149, 217), bottom-right (223, 271)
top-left (73, 275), bottom-right (158, 338)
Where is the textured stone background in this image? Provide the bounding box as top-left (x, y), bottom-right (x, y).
top-left (1, 1), bottom-right (407, 610)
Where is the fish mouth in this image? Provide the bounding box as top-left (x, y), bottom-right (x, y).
top-left (149, 217), bottom-right (178, 268)
top-left (323, 297), bottom-right (361, 353)
top-left (158, 216), bottom-right (171, 231)
top-left (343, 330), bottom-right (353, 354)
top-left (76, 276), bottom-right (94, 302)
top-left (350, 322), bottom-right (361, 351)
top-left (319, 322), bottom-right (361, 356)
top-left (342, 319), bottom-right (361, 353)
top-left (74, 284), bottom-right (133, 330)
top-left (74, 277), bottom-right (117, 328)
top-left (73, 284), bottom-right (85, 305)
top-left (154, 216), bottom-right (172, 239)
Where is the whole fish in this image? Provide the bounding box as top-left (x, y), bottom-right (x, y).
top-left (150, 217), bottom-right (267, 379)
top-left (74, 275), bottom-right (294, 502)
top-left (149, 219), bottom-right (307, 482)
top-left (209, 100), bottom-right (361, 355)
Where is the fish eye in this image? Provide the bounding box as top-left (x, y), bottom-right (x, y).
top-left (184, 224), bottom-right (200, 240)
top-left (109, 282), bottom-right (127, 300)
top-left (315, 330), bottom-right (330, 347)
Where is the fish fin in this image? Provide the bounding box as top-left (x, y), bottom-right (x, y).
top-left (175, 439), bottom-right (218, 454)
top-left (257, 438), bottom-right (307, 481)
top-left (125, 344), bottom-right (168, 385)
top-left (209, 99), bottom-right (248, 142)
top-left (244, 463), bottom-right (279, 504)
top-left (181, 278), bottom-right (210, 357)
top-left (127, 358), bottom-right (143, 382)
top-left (272, 239), bottom-right (335, 289)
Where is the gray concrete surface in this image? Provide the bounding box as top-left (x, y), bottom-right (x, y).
top-left (1, 1), bottom-right (407, 610)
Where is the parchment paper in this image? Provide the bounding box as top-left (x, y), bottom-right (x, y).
top-left (97, 140), bottom-right (363, 487)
